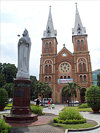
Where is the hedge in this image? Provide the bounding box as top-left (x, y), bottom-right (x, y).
top-left (53, 117), bottom-right (86, 124)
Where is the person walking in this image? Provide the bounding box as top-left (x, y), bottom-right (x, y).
top-left (36, 98), bottom-right (40, 105)
top-left (48, 99), bottom-right (51, 109)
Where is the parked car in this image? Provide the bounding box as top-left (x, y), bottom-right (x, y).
top-left (9, 98), bottom-right (13, 103)
top-left (42, 98), bottom-right (52, 104)
top-left (69, 100), bottom-right (79, 104)
top-left (34, 99), bottom-right (37, 102)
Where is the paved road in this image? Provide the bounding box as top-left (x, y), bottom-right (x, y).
top-left (69, 112), bottom-right (100, 133)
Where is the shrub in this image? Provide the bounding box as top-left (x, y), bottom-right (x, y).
top-left (0, 119), bottom-right (11, 133)
top-left (53, 107), bottom-right (86, 124)
top-left (59, 108), bottom-right (83, 120)
top-left (53, 117), bottom-right (86, 124)
top-left (85, 85), bottom-right (100, 108)
top-left (0, 88), bottom-right (8, 106)
top-left (78, 103), bottom-right (90, 108)
top-left (31, 105), bottom-right (43, 115)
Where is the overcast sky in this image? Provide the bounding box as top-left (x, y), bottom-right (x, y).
top-left (1, 1), bottom-right (100, 80)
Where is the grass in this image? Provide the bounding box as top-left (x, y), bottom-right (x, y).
top-left (64, 106), bottom-right (93, 112)
top-left (53, 122), bottom-right (97, 129)
top-left (6, 103), bottom-right (12, 107)
top-left (4, 103), bottom-right (12, 110)
top-left (78, 108), bottom-right (93, 112)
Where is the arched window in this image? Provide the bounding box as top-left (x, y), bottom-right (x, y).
top-left (81, 40), bottom-right (84, 50)
top-left (46, 42), bottom-right (48, 53)
top-left (49, 65), bottom-right (51, 73)
top-left (83, 63), bottom-right (86, 72)
top-left (60, 76), bottom-right (63, 79)
top-left (68, 76), bottom-right (70, 79)
top-left (64, 76), bottom-right (66, 79)
top-left (49, 77), bottom-right (51, 83)
top-left (49, 42), bottom-right (51, 52)
top-left (84, 75), bottom-right (86, 82)
top-left (45, 77), bottom-right (47, 83)
top-left (46, 65), bottom-right (48, 73)
top-left (77, 40), bottom-right (80, 50)
top-left (79, 63), bottom-right (82, 72)
top-left (80, 75), bottom-right (82, 82)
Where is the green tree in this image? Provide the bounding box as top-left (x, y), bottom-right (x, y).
top-left (2, 63), bottom-right (17, 83)
top-left (43, 84), bottom-right (52, 99)
top-left (35, 82), bottom-right (44, 98)
top-left (85, 85), bottom-right (100, 109)
top-left (0, 73), bottom-right (6, 87)
top-left (30, 75), bottom-right (39, 100)
top-left (35, 82), bottom-right (52, 101)
top-left (97, 73), bottom-right (100, 87)
top-left (3, 83), bottom-right (14, 98)
top-left (62, 82), bottom-right (81, 106)
top-left (0, 63), bottom-right (3, 73)
top-left (0, 88), bottom-right (8, 107)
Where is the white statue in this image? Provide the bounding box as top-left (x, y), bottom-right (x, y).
top-left (16, 29), bottom-right (31, 79)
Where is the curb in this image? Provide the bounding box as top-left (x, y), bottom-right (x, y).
top-left (67, 124), bottom-right (100, 132)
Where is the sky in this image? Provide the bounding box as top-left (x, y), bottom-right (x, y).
top-left (1, 0), bottom-right (100, 80)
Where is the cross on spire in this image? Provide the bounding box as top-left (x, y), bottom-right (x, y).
top-left (72, 3), bottom-right (86, 36)
top-left (43, 6), bottom-right (57, 38)
top-left (75, 2), bottom-right (77, 7)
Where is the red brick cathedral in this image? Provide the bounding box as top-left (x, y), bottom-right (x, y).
top-left (39, 5), bottom-right (93, 103)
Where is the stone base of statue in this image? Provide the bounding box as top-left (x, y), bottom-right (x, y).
top-left (5, 78), bottom-right (38, 123)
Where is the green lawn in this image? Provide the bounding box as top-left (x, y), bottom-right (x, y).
top-left (64, 106), bottom-right (93, 112)
top-left (54, 122), bottom-right (97, 129)
top-left (3, 103), bottom-right (96, 112)
top-left (64, 106), bottom-right (100, 112)
top-left (4, 103), bottom-right (12, 110)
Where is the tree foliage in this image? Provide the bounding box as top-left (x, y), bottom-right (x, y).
top-left (85, 85), bottom-right (100, 108)
top-left (0, 88), bottom-right (8, 106)
top-left (0, 73), bottom-right (6, 87)
top-left (35, 82), bottom-right (52, 100)
top-left (3, 83), bottom-right (14, 98)
top-left (62, 82), bottom-right (81, 106)
top-left (30, 76), bottom-right (39, 100)
top-left (97, 73), bottom-right (100, 87)
top-left (1, 63), bottom-right (17, 83)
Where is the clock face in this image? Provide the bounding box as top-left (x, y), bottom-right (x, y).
top-left (59, 62), bottom-right (71, 74)
top-left (62, 52), bottom-right (67, 57)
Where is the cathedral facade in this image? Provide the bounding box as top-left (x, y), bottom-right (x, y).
top-left (39, 5), bottom-right (93, 103)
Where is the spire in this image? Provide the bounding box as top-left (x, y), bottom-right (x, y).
top-left (72, 3), bottom-right (86, 36)
top-left (43, 6), bottom-right (57, 38)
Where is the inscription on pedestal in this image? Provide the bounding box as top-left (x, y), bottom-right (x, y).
top-left (14, 83), bottom-right (30, 87)
top-left (14, 89), bottom-right (25, 97)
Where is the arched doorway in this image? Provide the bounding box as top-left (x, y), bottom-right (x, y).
top-left (80, 88), bottom-right (86, 103)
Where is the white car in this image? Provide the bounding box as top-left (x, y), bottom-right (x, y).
top-left (69, 100), bottom-right (79, 104)
top-left (9, 98), bottom-right (13, 103)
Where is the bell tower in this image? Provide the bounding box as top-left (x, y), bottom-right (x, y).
top-left (72, 3), bottom-right (93, 102)
top-left (39, 6), bottom-right (58, 103)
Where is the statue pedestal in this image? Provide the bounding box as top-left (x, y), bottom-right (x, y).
top-left (5, 78), bottom-right (38, 123)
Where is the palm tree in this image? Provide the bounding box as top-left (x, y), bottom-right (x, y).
top-left (62, 82), bottom-right (81, 106)
top-left (35, 82), bottom-right (44, 98)
top-left (35, 82), bottom-right (52, 104)
top-left (43, 83), bottom-right (52, 99)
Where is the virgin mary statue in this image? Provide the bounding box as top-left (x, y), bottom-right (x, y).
top-left (16, 29), bottom-right (31, 79)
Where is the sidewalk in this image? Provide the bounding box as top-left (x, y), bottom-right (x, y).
top-left (8, 104), bottom-right (65, 133)
top-left (0, 104), bottom-right (100, 133)
top-left (68, 112), bottom-right (100, 133)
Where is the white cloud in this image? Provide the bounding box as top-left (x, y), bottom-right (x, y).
top-left (1, 1), bottom-right (100, 79)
